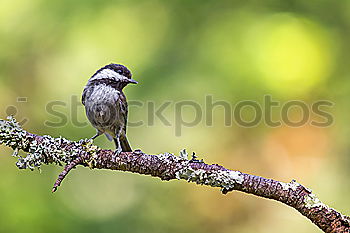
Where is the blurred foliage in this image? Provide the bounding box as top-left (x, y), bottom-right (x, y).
top-left (1, 0), bottom-right (350, 233)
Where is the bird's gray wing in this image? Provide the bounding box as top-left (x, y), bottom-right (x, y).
top-left (116, 92), bottom-right (132, 152)
top-left (118, 92), bottom-right (128, 134)
top-left (81, 86), bottom-right (88, 106)
top-left (81, 85), bottom-right (95, 106)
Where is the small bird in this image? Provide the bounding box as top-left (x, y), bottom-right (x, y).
top-left (82, 63), bottom-right (137, 156)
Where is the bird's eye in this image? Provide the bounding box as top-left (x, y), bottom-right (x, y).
top-left (117, 70), bottom-right (123, 74)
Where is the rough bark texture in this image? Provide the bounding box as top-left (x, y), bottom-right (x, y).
top-left (0, 117), bottom-right (349, 233)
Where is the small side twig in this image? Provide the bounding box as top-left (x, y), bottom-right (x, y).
top-left (52, 156), bottom-right (83, 193)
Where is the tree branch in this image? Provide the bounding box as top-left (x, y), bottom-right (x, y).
top-left (0, 117), bottom-right (349, 233)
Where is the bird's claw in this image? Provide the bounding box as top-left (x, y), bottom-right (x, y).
top-left (113, 147), bottom-right (122, 162)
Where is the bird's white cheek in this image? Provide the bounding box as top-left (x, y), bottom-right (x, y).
top-left (89, 69), bottom-right (128, 82)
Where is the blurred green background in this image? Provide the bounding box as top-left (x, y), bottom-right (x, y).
top-left (0, 0), bottom-right (349, 232)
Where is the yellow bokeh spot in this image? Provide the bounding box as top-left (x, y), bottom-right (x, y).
top-left (247, 13), bottom-right (334, 96)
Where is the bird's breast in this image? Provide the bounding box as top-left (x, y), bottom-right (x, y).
top-left (84, 84), bottom-right (123, 129)
top-left (87, 84), bottom-right (120, 102)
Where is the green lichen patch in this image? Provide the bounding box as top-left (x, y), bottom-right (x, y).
top-left (16, 135), bottom-right (75, 170)
top-left (0, 116), bottom-right (99, 170)
top-left (176, 167), bottom-right (243, 190)
top-left (179, 149), bottom-right (189, 160)
top-left (173, 149), bottom-right (244, 190)
top-left (0, 116), bottom-right (28, 150)
top-left (280, 179), bottom-right (300, 191)
top-left (304, 193), bottom-right (326, 209)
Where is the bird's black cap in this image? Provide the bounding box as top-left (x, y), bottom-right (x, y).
top-left (94, 63), bottom-right (132, 79)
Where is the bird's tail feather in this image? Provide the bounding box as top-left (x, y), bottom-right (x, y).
top-left (115, 135), bottom-right (132, 152)
top-left (120, 136), bottom-right (132, 152)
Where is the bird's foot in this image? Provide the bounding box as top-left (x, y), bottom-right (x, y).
top-left (89, 131), bottom-right (102, 141)
top-left (112, 147), bottom-right (123, 162)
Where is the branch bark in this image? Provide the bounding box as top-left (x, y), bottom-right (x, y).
top-left (0, 117), bottom-right (349, 233)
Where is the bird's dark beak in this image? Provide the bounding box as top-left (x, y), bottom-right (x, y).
top-left (128, 79), bottom-right (138, 84)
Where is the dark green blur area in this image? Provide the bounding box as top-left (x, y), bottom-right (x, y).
top-left (0, 0), bottom-right (349, 232)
